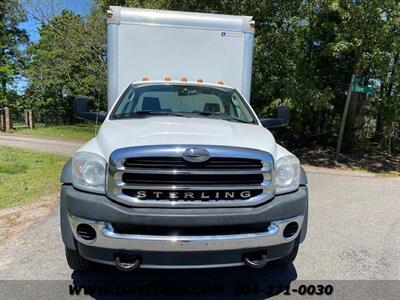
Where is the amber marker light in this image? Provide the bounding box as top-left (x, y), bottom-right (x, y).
top-left (106, 11), bottom-right (113, 19)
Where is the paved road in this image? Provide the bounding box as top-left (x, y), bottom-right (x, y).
top-left (0, 134), bottom-right (399, 298)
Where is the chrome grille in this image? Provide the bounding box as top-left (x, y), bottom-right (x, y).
top-left (124, 157), bottom-right (263, 169)
top-left (107, 145), bottom-right (274, 208)
top-left (122, 173), bottom-right (263, 184)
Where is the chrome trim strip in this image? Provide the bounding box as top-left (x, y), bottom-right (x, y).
top-left (107, 145), bottom-right (275, 208)
top-left (114, 183), bottom-right (269, 190)
top-left (68, 214), bottom-right (303, 252)
top-left (111, 191), bottom-right (270, 208)
top-left (110, 145), bottom-right (273, 162)
top-left (140, 263), bottom-right (245, 269)
top-left (84, 257), bottom-right (245, 269)
top-left (115, 168), bottom-right (270, 175)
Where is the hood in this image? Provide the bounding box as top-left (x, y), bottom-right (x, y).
top-left (92, 116), bottom-right (277, 159)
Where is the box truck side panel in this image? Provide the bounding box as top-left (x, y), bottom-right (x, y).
top-left (107, 7), bottom-right (255, 110)
top-left (242, 32), bottom-right (254, 102)
top-left (107, 23), bottom-right (119, 110)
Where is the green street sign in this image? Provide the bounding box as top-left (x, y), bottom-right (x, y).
top-left (352, 83), bottom-right (374, 94)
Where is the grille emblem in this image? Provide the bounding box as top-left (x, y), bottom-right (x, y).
top-left (182, 147), bottom-right (210, 163)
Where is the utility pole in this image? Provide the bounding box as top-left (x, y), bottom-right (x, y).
top-left (336, 74), bottom-right (355, 161)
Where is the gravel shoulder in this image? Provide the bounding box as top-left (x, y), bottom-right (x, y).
top-left (0, 194), bottom-right (58, 247)
top-left (0, 134), bottom-right (82, 156)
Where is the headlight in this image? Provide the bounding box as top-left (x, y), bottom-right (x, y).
top-left (72, 152), bottom-right (107, 194)
top-left (275, 155), bottom-right (300, 194)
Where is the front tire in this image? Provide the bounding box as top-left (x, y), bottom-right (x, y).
top-left (65, 247), bottom-right (92, 271)
top-left (270, 245), bottom-right (299, 267)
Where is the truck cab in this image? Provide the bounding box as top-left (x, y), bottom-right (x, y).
top-left (60, 7), bottom-right (308, 271)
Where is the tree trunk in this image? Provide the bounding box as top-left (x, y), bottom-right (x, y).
top-left (376, 52), bottom-right (399, 144)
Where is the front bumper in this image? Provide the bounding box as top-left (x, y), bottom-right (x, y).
top-left (61, 185), bottom-right (308, 268)
top-left (69, 214), bottom-right (303, 252)
top-left (62, 185), bottom-right (308, 227)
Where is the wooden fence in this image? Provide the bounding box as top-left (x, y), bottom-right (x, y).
top-left (0, 108), bottom-right (35, 132)
top-left (0, 107), bottom-right (12, 132)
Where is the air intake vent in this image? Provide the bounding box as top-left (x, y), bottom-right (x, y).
top-left (122, 173), bottom-right (264, 185)
top-left (124, 157), bottom-right (263, 169)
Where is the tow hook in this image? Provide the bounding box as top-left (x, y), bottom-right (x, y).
top-left (243, 252), bottom-right (269, 269)
top-left (115, 255), bottom-right (141, 271)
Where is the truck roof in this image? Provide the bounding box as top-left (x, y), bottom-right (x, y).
top-left (107, 6), bottom-right (254, 32)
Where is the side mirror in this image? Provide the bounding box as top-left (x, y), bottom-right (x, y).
top-left (73, 96), bottom-right (106, 123)
top-left (260, 105), bottom-right (290, 129)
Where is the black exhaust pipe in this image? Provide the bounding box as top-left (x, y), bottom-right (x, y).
top-left (115, 255), bottom-right (141, 271)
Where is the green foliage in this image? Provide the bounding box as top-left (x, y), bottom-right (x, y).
top-left (0, 0), bottom-right (28, 108)
top-left (24, 6), bottom-right (107, 122)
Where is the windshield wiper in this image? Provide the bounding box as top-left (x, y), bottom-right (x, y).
top-left (114, 111), bottom-right (186, 118)
top-left (192, 111), bottom-right (252, 124)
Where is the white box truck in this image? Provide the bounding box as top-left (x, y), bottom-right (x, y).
top-left (60, 6), bottom-right (308, 271)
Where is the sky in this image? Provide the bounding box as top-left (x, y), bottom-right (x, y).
top-left (13, 0), bottom-right (94, 94)
top-left (19, 0), bottom-right (94, 42)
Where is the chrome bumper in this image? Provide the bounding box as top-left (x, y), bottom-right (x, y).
top-left (68, 214), bottom-right (304, 252)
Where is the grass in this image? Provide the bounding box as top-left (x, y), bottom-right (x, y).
top-left (0, 147), bottom-right (69, 209)
top-left (10, 123), bottom-right (98, 141)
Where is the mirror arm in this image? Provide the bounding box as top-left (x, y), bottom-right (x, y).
top-left (260, 105), bottom-right (290, 129)
top-left (77, 112), bottom-right (106, 122)
top-left (260, 118), bottom-right (287, 129)
top-left (73, 96), bottom-right (106, 123)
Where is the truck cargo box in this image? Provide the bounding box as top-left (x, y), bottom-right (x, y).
top-left (106, 6), bottom-right (255, 109)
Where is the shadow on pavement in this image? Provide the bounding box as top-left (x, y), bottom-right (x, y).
top-left (71, 264), bottom-right (297, 299)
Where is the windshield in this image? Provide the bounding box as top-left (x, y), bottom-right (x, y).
top-left (110, 84), bottom-right (256, 124)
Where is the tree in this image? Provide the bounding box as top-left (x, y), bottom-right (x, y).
top-left (326, 0), bottom-right (399, 150)
top-left (0, 0), bottom-right (28, 108)
top-left (24, 7), bottom-right (107, 123)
